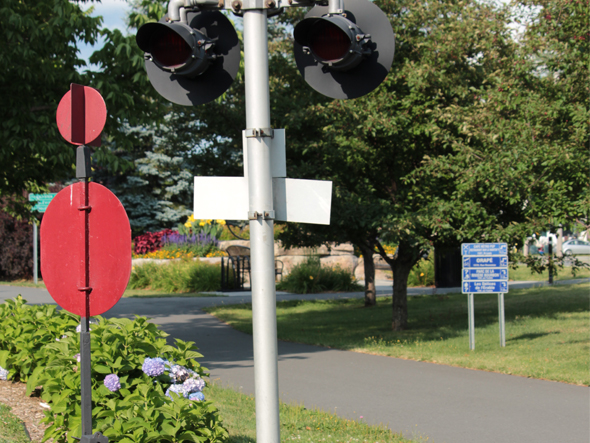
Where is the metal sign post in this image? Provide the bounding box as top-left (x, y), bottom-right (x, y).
top-left (42, 84), bottom-right (131, 443)
top-left (461, 243), bottom-right (509, 350)
top-left (243, 8), bottom-right (280, 441)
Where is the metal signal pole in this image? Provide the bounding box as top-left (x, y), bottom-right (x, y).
top-left (243, 8), bottom-right (281, 442)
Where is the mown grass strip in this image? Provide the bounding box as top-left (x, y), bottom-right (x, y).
top-left (205, 284), bottom-right (590, 385)
top-left (204, 382), bottom-right (415, 443)
top-left (0, 402), bottom-right (30, 443)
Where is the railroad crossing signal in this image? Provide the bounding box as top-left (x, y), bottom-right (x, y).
top-left (293, 0), bottom-right (395, 99)
top-left (136, 0), bottom-right (394, 103)
top-left (136, 10), bottom-right (240, 106)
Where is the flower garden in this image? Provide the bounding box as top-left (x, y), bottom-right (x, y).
top-left (132, 218), bottom-right (230, 259)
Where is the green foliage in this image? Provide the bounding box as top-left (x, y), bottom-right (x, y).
top-left (0, 296), bottom-right (227, 443)
top-left (0, 0), bottom-right (163, 217)
top-left (407, 258), bottom-right (435, 287)
top-left (277, 256), bottom-right (362, 294)
top-left (129, 260), bottom-right (223, 293)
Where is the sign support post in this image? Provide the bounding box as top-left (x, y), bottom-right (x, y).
top-left (243, 9), bottom-right (280, 442)
top-left (33, 220), bottom-right (38, 285)
top-left (498, 293), bottom-right (506, 347)
top-left (468, 292), bottom-right (475, 350)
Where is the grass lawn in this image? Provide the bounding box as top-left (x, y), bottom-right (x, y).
top-left (508, 264), bottom-right (590, 282)
top-left (205, 284), bottom-right (590, 386)
top-left (0, 403), bottom-right (30, 443)
top-left (204, 382), bottom-right (413, 443)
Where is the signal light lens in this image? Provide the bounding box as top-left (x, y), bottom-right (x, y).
top-left (309, 21), bottom-right (351, 62)
top-left (150, 27), bottom-right (192, 68)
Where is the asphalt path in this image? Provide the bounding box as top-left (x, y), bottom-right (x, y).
top-left (1, 283), bottom-right (588, 443)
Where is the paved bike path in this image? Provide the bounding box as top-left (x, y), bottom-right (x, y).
top-left (1, 285), bottom-right (588, 443)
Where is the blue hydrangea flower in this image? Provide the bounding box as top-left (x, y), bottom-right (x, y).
top-left (183, 377), bottom-right (205, 393)
top-left (189, 392), bottom-right (205, 402)
top-left (169, 365), bottom-right (190, 383)
top-left (0, 366), bottom-right (9, 380)
top-left (104, 374), bottom-right (121, 392)
top-left (142, 357), bottom-right (166, 377)
top-left (165, 384), bottom-right (188, 399)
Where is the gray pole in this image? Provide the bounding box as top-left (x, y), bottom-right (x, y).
top-left (33, 220), bottom-right (38, 285)
top-left (498, 293), bottom-right (506, 347)
top-left (243, 9), bottom-right (281, 443)
top-left (468, 293), bottom-right (475, 351)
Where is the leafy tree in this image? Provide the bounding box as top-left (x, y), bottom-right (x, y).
top-left (276, 0), bottom-right (518, 329)
top-left (279, 0), bottom-right (587, 330)
top-left (0, 0), bottom-right (162, 217)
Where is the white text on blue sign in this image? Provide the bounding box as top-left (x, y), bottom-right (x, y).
top-left (463, 256), bottom-right (508, 268)
top-left (461, 243), bottom-right (507, 256)
top-left (462, 269), bottom-right (508, 281)
top-left (462, 281), bottom-right (508, 294)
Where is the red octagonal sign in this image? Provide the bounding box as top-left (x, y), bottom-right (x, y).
top-left (41, 182), bottom-right (131, 316)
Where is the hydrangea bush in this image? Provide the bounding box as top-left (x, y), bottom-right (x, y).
top-left (0, 296), bottom-right (227, 443)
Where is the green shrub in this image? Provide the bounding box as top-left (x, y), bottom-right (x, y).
top-left (0, 297), bottom-right (227, 443)
top-left (129, 260), bottom-right (222, 293)
top-left (407, 257), bottom-right (435, 287)
top-left (277, 256), bottom-right (362, 294)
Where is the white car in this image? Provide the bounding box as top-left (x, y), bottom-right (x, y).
top-left (562, 239), bottom-right (590, 255)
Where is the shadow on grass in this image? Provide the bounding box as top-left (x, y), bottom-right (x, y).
top-left (227, 436), bottom-right (255, 443)
top-left (508, 331), bottom-right (560, 342)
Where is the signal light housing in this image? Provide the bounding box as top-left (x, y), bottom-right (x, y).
top-left (136, 10), bottom-right (240, 106)
top-left (293, 0), bottom-right (395, 99)
top-left (294, 15), bottom-right (369, 72)
top-left (137, 21), bottom-right (214, 77)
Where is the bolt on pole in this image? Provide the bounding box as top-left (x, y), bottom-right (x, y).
top-left (243, 8), bottom-right (281, 443)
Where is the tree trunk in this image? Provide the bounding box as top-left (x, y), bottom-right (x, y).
top-left (386, 241), bottom-right (421, 331)
top-left (556, 227), bottom-right (563, 258)
top-left (391, 263), bottom-right (412, 330)
top-left (358, 244), bottom-right (376, 306)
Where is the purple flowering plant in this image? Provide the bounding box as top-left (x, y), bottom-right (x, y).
top-left (142, 357), bottom-right (207, 404)
top-left (0, 298), bottom-right (226, 442)
top-left (104, 374), bottom-right (121, 392)
top-left (161, 231), bottom-right (220, 257)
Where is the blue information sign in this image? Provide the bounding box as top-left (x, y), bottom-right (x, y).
top-left (463, 269), bottom-right (508, 281)
top-left (462, 281), bottom-right (508, 294)
top-left (461, 243), bottom-right (507, 256)
top-left (463, 256), bottom-right (508, 268)
top-left (461, 243), bottom-right (508, 294)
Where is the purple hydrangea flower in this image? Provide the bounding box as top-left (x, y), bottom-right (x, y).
top-left (189, 392), bottom-right (205, 402)
top-left (0, 366), bottom-right (9, 380)
top-left (74, 353), bottom-right (81, 363)
top-left (183, 377), bottom-right (205, 393)
top-left (169, 365), bottom-right (190, 383)
top-left (165, 384), bottom-right (188, 399)
top-left (142, 357), bottom-right (166, 377)
top-left (104, 374), bottom-right (121, 392)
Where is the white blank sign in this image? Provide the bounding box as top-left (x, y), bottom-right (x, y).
top-left (193, 177), bottom-right (332, 225)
